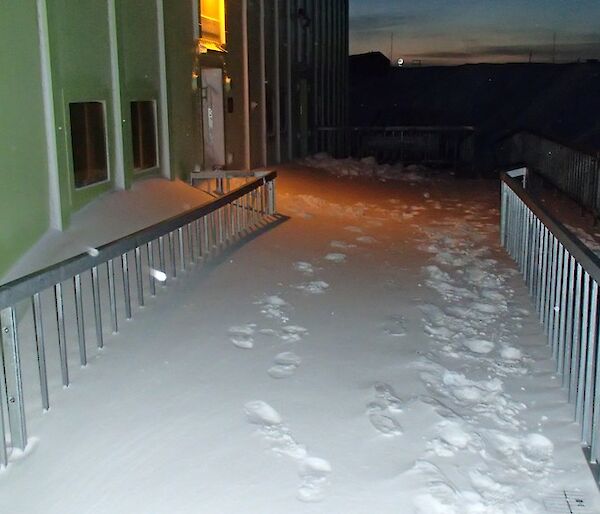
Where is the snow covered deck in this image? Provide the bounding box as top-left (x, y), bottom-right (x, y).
top-left (1, 165), bottom-right (599, 513)
top-left (2, 178), bottom-right (214, 284)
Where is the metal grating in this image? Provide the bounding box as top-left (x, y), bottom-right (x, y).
top-left (543, 490), bottom-right (591, 513)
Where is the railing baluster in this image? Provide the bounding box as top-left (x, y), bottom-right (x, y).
top-left (54, 283), bottom-right (69, 386)
top-left (576, 270), bottom-right (590, 419)
top-left (107, 260), bottom-right (118, 334)
top-left (570, 263), bottom-right (584, 403)
top-left (188, 223), bottom-right (195, 263)
top-left (582, 280), bottom-right (598, 443)
top-left (547, 237), bottom-right (559, 342)
top-left (0, 306), bottom-right (27, 450)
top-left (591, 318), bottom-right (600, 461)
top-left (268, 180), bottom-right (275, 214)
top-left (563, 255), bottom-right (576, 388)
top-left (218, 208), bottom-right (224, 246)
top-left (535, 219), bottom-right (544, 308)
top-left (32, 293), bottom-right (50, 409)
top-left (211, 211), bottom-right (217, 250)
top-left (134, 247), bottom-right (145, 307)
top-left (147, 242), bottom-right (156, 297)
top-left (236, 199), bottom-right (242, 233)
top-left (158, 236), bottom-right (167, 284)
top-left (121, 253), bottom-right (132, 319)
top-left (168, 232), bottom-right (177, 278)
top-left (539, 228), bottom-right (549, 319)
top-left (556, 247), bottom-right (569, 374)
top-left (91, 266), bottom-right (104, 348)
top-left (73, 274), bottom-right (87, 366)
top-left (178, 227), bottom-right (185, 271)
top-left (0, 373), bottom-right (6, 466)
top-left (203, 215), bottom-right (209, 257)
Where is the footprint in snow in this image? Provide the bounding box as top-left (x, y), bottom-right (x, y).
top-left (366, 383), bottom-right (405, 436)
top-left (381, 315), bottom-right (407, 337)
top-left (374, 382), bottom-right (405, 411)
top-left (294, 261), bottom-right (315, 275)
top-left (324, 252), bottom-right (346, 263)
top-left (280, 325), bottom-right (308, 343)
top-left (463, 338), bottom-right (495, 354)
top-left (245, 400), bottom-right (282, 426)
top-left (297, 457), bottom-right (332, 503)
top-left (255, 295), bottom-right (290, 322)
top-left (344, 225), bottom-right (363, 234)
top-left (330, 240), bottom-right (357, 249)
top-left (268, 351), bottom-right (302, 379)
top-left (258, 328), bottom-right (279, 337)
top-left (356, 236), bottom-right (377, 244)
top-left (367, 403), bottom-right (403, 436)
top-left (480, 429), bottom-right (554, 477)
top-left (294, 281), bottom-right (329, 294)
top-left (244, 401), bottom-right (331, 502)
top-left (228, 324), bottom-right (256, 349)
top-left (426, 419), bottom-right (481, 457)
top-left (500, 346), bottom-right (522, 361)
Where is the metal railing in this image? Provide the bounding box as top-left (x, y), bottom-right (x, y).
top-left (0, 171), bottom-right (277, 468)
top-left (501, 167), bottom-right (600, 482)
top-left (316, 126), bottom-right (476, 167)
top-left (497, 131), bottom-right (600, 217)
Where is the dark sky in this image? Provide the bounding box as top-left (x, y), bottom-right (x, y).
top-left (350, 0), bottom-right (600, 65)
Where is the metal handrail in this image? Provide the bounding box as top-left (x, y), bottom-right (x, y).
top-left (0, 172), bottom-right (276, 310)
top-left (317, 125), bottom-right (476, 132)
top-left (501, 167), bottom-right (600, 483)
top-left (315, 125), bottom-right (476, 165)
top-left (0, 171), bottom-right (277, 468)
top-left (498, 129), bottom-right (600, 158)
top-left (497, 131), bottom-right (600, 216)
top-left (502, 170), bottom-right (600, 284)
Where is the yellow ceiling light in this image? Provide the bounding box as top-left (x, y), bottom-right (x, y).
top-left (200, 0), bottom-right (226, 46)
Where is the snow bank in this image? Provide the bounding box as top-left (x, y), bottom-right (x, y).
top-left (301, 153), bottom-right (433, 181)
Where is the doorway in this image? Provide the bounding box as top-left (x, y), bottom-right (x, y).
top-left (201, 68), bottom-right (226, 170)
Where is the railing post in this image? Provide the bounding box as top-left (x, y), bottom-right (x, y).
top-left (0, 367), bottom-right (6, 467)
top-left (267, 180), bottom-right (276, 215)
top-left (500, 182), bottom-right (508, 246)
top-left (0, 307), bottom-right (27, 451)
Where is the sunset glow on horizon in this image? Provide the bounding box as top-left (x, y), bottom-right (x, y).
top-left (350, 0), bottom-right (600, 65)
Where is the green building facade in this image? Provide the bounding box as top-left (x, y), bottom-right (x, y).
top-left (0, 0), bottom-right (348, 278)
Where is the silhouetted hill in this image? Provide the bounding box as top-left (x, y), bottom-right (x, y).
top-left (350, 61), bottom-right (600, 151)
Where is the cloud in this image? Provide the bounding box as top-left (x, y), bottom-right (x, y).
top-left (402, 40), bottom-right (600, 64)
top-left (350, 12), bottom-right (421, 33)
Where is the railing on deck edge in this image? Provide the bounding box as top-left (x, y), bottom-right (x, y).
top-left (497, 131), bottom-right (600, 218)
top-left (0, 171), bottom-right (277, 468)
top-left (501, 167), bottom-right (600, 483)
top-left (316, 126), bottom-right (476, 167)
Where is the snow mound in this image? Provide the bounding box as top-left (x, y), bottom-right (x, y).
top-left (301, 153), bottom-right (431, 181)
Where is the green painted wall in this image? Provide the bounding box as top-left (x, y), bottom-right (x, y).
top-left (47, 0), bottom-right (117, 218)
top-left (0, 2), bottom-right (50, 278)
top-left (247, 0), bottom-right (266, 168)
top-left (225, 0), bottom-right (249, 170)
top-left (1, 0), bottom-right (204, 279)
top-left (163, 0), bottom-right (203, 180)
top-left (116, 0), bottom-right (163, 185)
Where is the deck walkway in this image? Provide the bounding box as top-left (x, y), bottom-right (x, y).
top-left (1, 166), bottom-right (598, 513)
